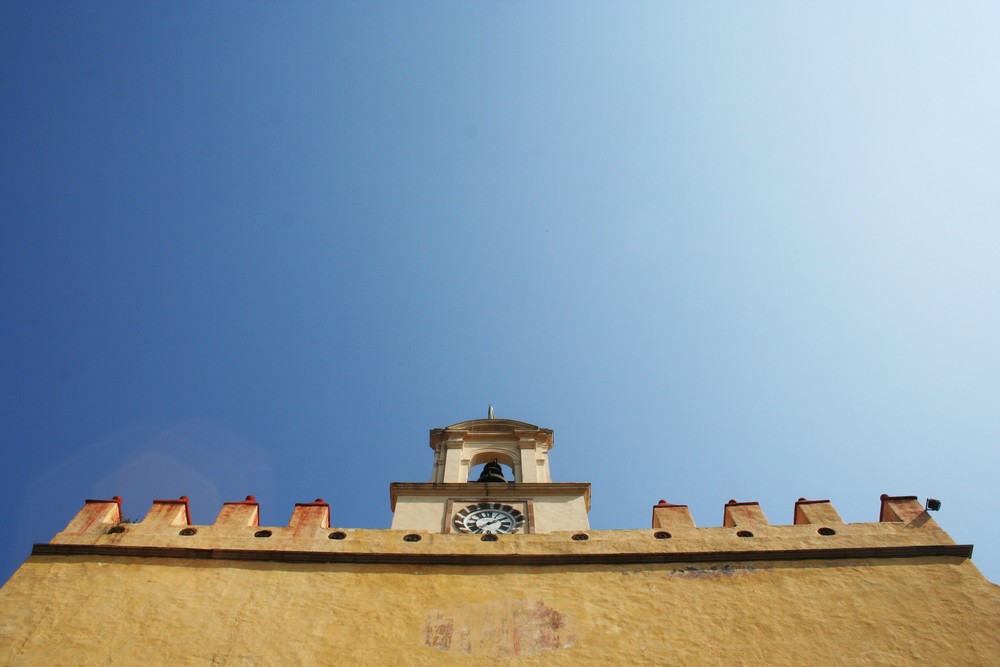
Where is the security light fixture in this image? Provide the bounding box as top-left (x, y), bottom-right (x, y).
top-left (926, 498), bottom-right (942, 512)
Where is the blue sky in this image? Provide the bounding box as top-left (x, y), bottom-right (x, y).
top-left (2, 2), bottom-right (998, 584)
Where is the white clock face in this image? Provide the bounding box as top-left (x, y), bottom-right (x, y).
top-left (453, 502), bottom-right (525, 534)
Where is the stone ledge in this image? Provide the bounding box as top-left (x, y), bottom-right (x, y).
top-left (390, 482), bottom-right (592, 510)
top-left (31, 542), bottom-right (974, 566)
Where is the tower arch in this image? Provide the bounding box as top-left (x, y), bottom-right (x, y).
top-left (428, 419), bottom-right (553, 483)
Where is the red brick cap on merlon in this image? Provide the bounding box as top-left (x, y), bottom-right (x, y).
top-left (295, 498), bottom-right (329, 507)
top-left (654, 500), bottom-right (688, 508)
top-left (85, 496), bottom-right (123, 505)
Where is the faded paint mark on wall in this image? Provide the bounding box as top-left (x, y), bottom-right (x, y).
top-left (618, 564), bottom-right (760, 579)
top-left (668, 564), bottom-right (757, 579)
top-left (424, 600), bottom-right (575, 657)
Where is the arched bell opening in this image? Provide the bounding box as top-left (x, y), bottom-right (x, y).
top-left (467, 451), bottom-right (519, 483)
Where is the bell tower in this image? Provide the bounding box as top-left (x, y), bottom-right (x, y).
top-left (390, 415), bottom-right (590, 534)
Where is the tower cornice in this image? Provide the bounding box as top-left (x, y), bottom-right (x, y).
top-left (389, 482), bottom-right (592, 511)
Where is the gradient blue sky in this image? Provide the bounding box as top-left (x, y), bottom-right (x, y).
top-left (3, 2), bottom-right (999, 584)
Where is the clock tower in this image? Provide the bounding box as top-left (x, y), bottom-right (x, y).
top-left (389, 416), bottom-right (591, 534)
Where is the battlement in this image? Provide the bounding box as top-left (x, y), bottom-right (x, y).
top-left (36, 492), bottom-right (968, 566)
top-left (9, 414), bottom-right (998, 667)
top-left (651, 495), bottom-right (925, 533)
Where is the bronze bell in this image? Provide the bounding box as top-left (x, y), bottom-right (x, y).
top-left (475, 460), bottom-right (507, 483)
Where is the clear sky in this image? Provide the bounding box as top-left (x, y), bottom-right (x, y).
top-left (2, 2), bottom-right (998, 585)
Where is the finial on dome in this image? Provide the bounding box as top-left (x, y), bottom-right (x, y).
top-left (487, 404), bottom-right (495, 419)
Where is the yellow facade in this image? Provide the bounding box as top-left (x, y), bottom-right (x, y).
top-left (2, 549), bottom-right (999, 665)
top-left (1, 418), bottom-right (999, 664)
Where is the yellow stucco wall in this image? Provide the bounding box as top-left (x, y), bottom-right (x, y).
top-left (2, 552), bottom-right (999, 666)
top-left (3, 494), bottom-right (998, 665)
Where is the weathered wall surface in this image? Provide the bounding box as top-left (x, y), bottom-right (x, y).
top-left (3, 494), bottom-right (998, 665)
top-left (2, 554), bottom-right (999, 666)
